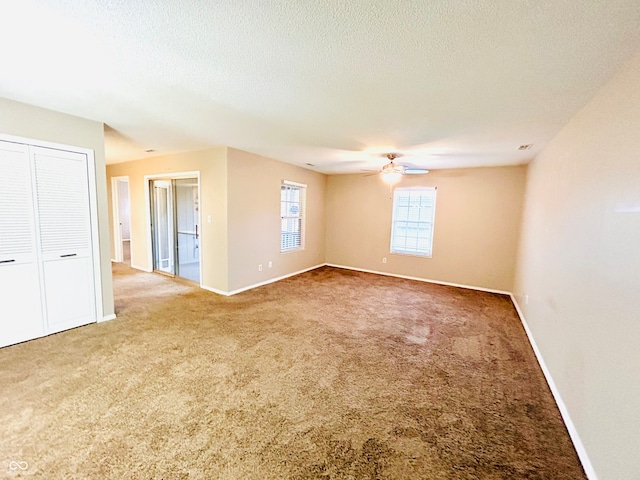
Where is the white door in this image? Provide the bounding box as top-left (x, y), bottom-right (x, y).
top-left (0, 141), bottom-right (44, 347)
top-left (32, 146), bottom-right (96, 334)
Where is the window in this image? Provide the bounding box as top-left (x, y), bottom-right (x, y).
top-left (280, 181), bottom-right (306, 252)
top-left (390, 187), bottom-right (436, 257)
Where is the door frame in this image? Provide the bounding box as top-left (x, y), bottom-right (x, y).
top-left (144, 171), bottom-right (201, 284)
top-left (150, 179), bottom-right (175, 275)
top-left (0, 132), bottom-right (105, 324)
top-left (111, 176), bottom-right (131, 263)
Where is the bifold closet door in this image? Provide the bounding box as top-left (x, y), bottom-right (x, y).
top-left (33, 146), bottom-right (96, 334)
top-left (0, 141), bottom-right (44, 348)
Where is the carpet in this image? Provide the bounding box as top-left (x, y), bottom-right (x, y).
top-left (0, 264), bottom-right (586, 479)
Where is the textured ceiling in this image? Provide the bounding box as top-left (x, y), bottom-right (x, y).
top-left (1, 1), bottom-right (639, 173)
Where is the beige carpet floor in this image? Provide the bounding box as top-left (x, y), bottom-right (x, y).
top-left (0, 264), bottom-right (586, 479)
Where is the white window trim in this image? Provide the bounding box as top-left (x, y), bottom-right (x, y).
top-left (282, 179), bottom-right (307, 188)
top-left (390, 186), bottom-right (437, 258)
top-left (280, 180), bottom-right (306, 253)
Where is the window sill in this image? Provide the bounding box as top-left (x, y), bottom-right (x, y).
top-left (390, 251), bottom-right (432, 259)
top-left (280, 248), bottom-right (305, 254)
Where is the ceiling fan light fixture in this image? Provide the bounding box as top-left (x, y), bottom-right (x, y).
top-left (380, 163), bottom-right (405, 183)
top-left (381, 171), bottom-right (403, 183)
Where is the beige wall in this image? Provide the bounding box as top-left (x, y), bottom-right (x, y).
top-left (107, 147), bottom-right (325, 294)
top-left (514, 54), bottom-right (640, 479)
top-left (326, 166), bottom-right (527, 292)
top-left (107, 148), bottom-right (229, 292)
top-left (227, 148), bottom-right (326, 292)
top-left (0, 97), bottom-right (115, 319)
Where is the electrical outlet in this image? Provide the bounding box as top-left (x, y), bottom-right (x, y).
top-left (382, 257), bottom-right (387, 263)
top-left (268, 261), bottom-right (272, 268)
top-left (258, 264), bottom-right (263, 272)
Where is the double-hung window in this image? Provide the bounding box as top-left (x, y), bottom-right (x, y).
top-left (280, 181), bottom-right (306, 252)
top-left (390, 187), bottom-right (436, 257)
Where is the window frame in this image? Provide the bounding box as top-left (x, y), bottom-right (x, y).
top-left (280, 180), bottom-right (306, 253)
top-left (389, 186), bottom-right (437, 258)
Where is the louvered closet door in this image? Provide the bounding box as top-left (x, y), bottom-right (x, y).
top-left (32, 146), bottom-right (96, 334)
top-left (0, 141), bottom-right (44, 348)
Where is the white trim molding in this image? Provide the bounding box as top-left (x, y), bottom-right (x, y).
top-left (200, 284), bottom-right (230, 296)
top-left (510, 295), bottom-right (598, 480)
top-left (131, 264), bottom-right (153, 273)
top-left (201, 263), bottom-right (326, 296)
top-left (228, 264), bottom-right (325, 296)
top-left (100, 313), bottom-right (117, 322)
top-left (325, 263), bottom-right (511, 295)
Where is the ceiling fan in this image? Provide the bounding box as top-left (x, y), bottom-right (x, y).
top-left (375, 153), bottom-right (430, 183)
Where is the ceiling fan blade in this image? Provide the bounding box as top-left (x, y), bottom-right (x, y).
top-left (404, 169), bottom-right (429, 174)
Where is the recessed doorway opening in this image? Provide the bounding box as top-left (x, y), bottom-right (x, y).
top-left (148, 174), bottom-right (201, 283)
top-left (112, 176), bottom-right (131, 265)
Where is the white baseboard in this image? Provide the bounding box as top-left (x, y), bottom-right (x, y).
top-left (200, 263), bottom-right (326, 296)
top-left (100, 313), bottom-right (117, 322)
top-left (200, 284), bottom-right (230, 296)
top-left (227, 264), bottom-right (326, 295)
top-left (131, 264), bottom-right (152, 273)
top-left (510, 295), bottom-right (598, 480)
top-left (325, 263), bottom-right (511, 295)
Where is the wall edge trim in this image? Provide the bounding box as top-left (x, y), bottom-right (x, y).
top-left (200, 264), bottom-right (326, 296)
top-left (510, 295), bottom-right (598, 480)
top-left (131, 264), bottom-right (153, 273)
top-left (200, 284), bottom-right (230, 296)
top-left (325, 263), bottom-right (511, 295)
top-left (100, 314), bottom-right (117, 322)
top-left (226, 263), bottom-right (326, 296)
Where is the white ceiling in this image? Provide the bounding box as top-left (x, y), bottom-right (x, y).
top-left (1, 1), bottom-right (639, 173)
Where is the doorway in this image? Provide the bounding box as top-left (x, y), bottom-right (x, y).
top-left (149, 176), bottom-right (200, 282)
top-left (112, 176), bottom-right (131, 265)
